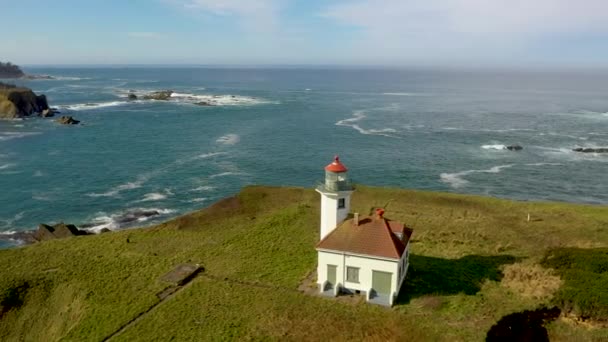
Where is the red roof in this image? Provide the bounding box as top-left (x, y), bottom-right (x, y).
top-left (325, 156), bottom-right (348, 173)
top-left (316, 214), bottom-right (413, 260)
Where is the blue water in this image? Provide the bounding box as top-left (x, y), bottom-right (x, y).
top-left (1, 67), bottom-right (607, 248)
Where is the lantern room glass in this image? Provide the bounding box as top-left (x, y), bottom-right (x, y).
top-left (325, 170), bottom-right (351, 192)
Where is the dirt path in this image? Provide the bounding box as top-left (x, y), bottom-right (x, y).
top-left (101, 275), bottom-right (200, 342)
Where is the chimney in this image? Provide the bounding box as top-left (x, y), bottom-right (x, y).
top-left (354, 213), bottom-right (359, 226)
top-left (376, 208), bottom-right (385, 220)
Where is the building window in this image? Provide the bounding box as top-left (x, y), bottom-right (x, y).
top-left (338, 198), bottom-right (345, 209)
top-left (346, 266), bottom-right (359, 283)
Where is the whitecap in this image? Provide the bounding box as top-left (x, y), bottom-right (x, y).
top-left (440, 164), bottom-right (514, 189)
top-left (191, 186), bottom-right (216, 192)
top-left (335, 111), bottom-right (398, 138)
top-left (0, 211), bottom-right (25, 229)
top-left (481, 144), bottom-right (507, 150)
top-left (59, 101), bottom-right (129, 111)
top-left (209, 172), bottom-right (242, 178)
top-left (0, 163), bottom-right (16, 170)
top-left (81, 207), bottom-right (176, 233)
top-left (138, 193), bottom-right (168, 202)
top-left (216, 134), bottom-right (240, 145)
top-left (383, 92), bottom-right (418, 96)
top-left (0, 132), bottom-right (41, 142)
top-left (188, 198), bottom-right (208, 203)
top-left (87, 179), bottom-right (145, 198)
top-left (195, 152), bottom-right (228, 159)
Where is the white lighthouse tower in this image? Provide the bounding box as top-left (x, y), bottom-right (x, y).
top-left (316, 156), bottom-right (354, 240)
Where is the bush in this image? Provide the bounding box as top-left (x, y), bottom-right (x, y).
top-left (541, 248), bottom-right (608, 320)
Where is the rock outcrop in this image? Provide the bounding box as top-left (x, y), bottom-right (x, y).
top-left (56, 116), bottom-right (80, 125)
top-left (195, 101), bottom-right (213, 106)
top-left (0, 83), bottom-right (50, 119)
top-left (143, 90), bottom-right (173, 101)
top-left (33, 223), bottom-right (90, 241)
top-left (506, 145), bottom-right (523, 151)
top-left (128, 93), bottom-right (138, 100)
top-left (572, 147), bottom-right (608, 153)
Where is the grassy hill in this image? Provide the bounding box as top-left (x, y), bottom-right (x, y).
top-left (0, 185), bottom-right (607, 341)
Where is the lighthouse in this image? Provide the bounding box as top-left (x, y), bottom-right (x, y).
top-left (316, 156), bottom-right (354, 240)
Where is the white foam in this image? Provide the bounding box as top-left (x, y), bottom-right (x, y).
top-left (216, 134), bottom-right (240, 145)
top-left (83, 208), bottom-right (176, 233)
top-left (189, 198), bottom-right (208, 203)
top-left (139, 193), bottom-right (168, 202)
top-left (191, 186), bottom-right (215, 192)
top-left (382, 92), bottom-right (418, 96)
top-left (440, 164), bottom-right (514, 189)
top-left (87, 179), bottom-right (146, 198)
top-left (195, 152), bottom-right (228, 159)
top-left (50, 76), bottom-right (92, 81)
top-left (524, 163), bottom-right (563, 167)
top-left (482, 144), bottom-right (507, 150)
top-left (335, 111), bottom-right (398, 138)
top-left (0, 211), bottom-right (25, 229)
top-left (0, 163), bottom-right (16, 170)
top-left (0, 132), bottom-right (41, 142)
top-left (170, 92), bottom-right (274, 106)
top-left (0, 230), bottom-right (18, 235)
top-left (33, 170), bottom-right (44, 177)
top-left (209, 172), bottom-right (241, 178)
top-left (60, 101), bottom-right (127, 111)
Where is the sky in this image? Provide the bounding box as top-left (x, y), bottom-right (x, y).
top-left (3, 0), bottom-right (608, 68)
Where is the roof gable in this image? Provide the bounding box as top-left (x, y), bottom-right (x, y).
top-left (316, 215), bottom-right (412, 260)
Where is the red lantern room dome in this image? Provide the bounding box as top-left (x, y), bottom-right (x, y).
top-left (325, 156), bottom-right (348, 173)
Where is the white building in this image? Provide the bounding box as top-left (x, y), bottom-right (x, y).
top-left (316, 156), bottom-right (413, 306)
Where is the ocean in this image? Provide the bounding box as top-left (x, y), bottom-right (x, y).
top-left (1, 67), bottom-right (607, 248)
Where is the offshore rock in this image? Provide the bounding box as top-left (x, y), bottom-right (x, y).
top-left (506, 145), bottom-right (523, 151)
top-left (572, 147), bottom-right (608, 153)
top-left (56, 116), bottom-right (80, 125)
top-left (128, 93), bottom-right (138, 100)
top-left (143, 90), bottom-right (173, 100)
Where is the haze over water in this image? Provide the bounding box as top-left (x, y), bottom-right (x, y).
top-left (1, 67), bottom-right (607, 248)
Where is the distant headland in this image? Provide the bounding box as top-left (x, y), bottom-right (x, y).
top-left (0, 61), bottom-right (54, 80)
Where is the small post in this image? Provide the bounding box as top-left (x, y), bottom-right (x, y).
top-left (527, 213), bottom-right (531, 222)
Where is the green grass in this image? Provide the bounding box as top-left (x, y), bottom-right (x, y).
top-left (0, 185), bottom-right (607, 341)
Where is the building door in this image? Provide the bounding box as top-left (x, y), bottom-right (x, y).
top-left (326, 265), bottom-right (337, 290)
top-left (372, 271), bottom-right (392, 296)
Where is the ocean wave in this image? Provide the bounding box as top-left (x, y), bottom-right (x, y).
top-left (0, 211), bottom-right (25, 229)
top-left (538, 146), bottom-right (608, 162)
top-left (51, 76), bottom-right (92, 81)
top-left (138, 192), bottom-right (168, 202)
top-left (194, 152), bottom-right (228, 159)
top-left (440, 164), bottom-right (514, 189)
top-left (382, 92), bottom-right (421, 96)
top-left (59, 101), bottom-right (131, 111)
top-left (0, 132), bottom-right (41, 142)
top-left (188, 198), bottom-right (208, 203)
top-left (216, 134), bottom-right (240, 145)
top-left (80, 208), bottom-right (176, 233)
top-left (209, 171), bottom-right (243, 178)
top-left (191, 185), bottom-right (216, 192)
top-left (0, 163), bottom-right (16, 170)
top-left (336, 111), bottom-right (398, 138)
top-left (172, 92), bottom-right (275, 106)
top-left (481, 144), bottom-right (507, 151)
top-left (443, 127), bottom-right (535, 133)
top-left (87, 178), bottom-right (147, 198)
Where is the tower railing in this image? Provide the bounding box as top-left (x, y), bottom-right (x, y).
top-left (316, 180), bottom-right (354, 192)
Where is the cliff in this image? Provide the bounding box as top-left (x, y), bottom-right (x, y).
top-left (0, 82), bottom-right (49, 119)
